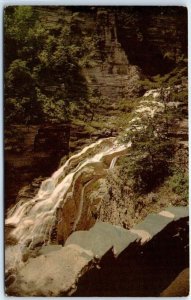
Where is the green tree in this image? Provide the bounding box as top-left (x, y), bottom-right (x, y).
top-left (121, 92), bottom-right (175, 193)
top-left (4, 7), bottom-right (98, 126)
top-left (4, 7), bottom-right (46, 124)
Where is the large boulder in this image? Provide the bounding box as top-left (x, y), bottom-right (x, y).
top-left (7, 244), bottom-right (94, 296)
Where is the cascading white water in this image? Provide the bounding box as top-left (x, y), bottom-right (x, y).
top-left (5, 89), bottom-right (167, 272)
top-left (5, 137), bottom-right (129, 252)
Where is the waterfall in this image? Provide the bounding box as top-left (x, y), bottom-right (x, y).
top-left (5, 137), bottom-right (129, 254)
top-left (5, 89), bottom-right (165, 273)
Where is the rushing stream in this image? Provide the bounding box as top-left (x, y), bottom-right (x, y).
top-left (5, 137), bottom-right (131, 270)
top-left (5, 90), bottom-right (169, 274)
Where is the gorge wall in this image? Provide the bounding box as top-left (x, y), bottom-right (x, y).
top-left (5, 124), bottom-right (70, 209)
top-left (116, 7), bottom-right (187, 75)
top-left (83, 9), bottom-right (141, 100)
top-left (4, 6), bottom-right (187, 209)
top-left (4, 7), bottom-right (139, 209)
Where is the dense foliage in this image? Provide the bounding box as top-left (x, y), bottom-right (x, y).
top-left (4, 6), bottom-right (188, 224)
top-left (120, 102), bottom-right (174, 193)
top-left (4, 6), bottom-right (188, 199)
top-left (4, 6), bottom-right (187, 126)
top-left (4, 6), bottom-right (98, 125)
top-left (119, 61), bottom-right (188, 194)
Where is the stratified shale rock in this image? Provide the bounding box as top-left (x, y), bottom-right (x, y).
top-left (5, 124), bottom-right (70, 209)
top-left (83, 9), bottom-right (141, 100)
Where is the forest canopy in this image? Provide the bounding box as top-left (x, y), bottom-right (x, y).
top-left (4, 6), bottom-right (98, 125)
top-left (4, 6), bottom-right (187, 126)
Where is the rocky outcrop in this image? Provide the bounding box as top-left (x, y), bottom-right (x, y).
top-left (6, 206), bottom-right (188, 296)
top-left (116, 7), bottom-right (187, 75)
top-left (5, 124), bottom-right (70, 209)
top-left (5, 7), bottom-right (187, 210)
top-left (37, 7), bottom-right (141, 101)
top-left (5, 122), bottom-right (118, 210)
top-left (83, 9), bottom-right (141, 100)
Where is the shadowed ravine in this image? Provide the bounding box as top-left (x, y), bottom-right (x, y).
top-left (5, 90), bottom-right (188, 296)
top-left (4, 90), bottom-right (176, 269)
top-left (6, 91), bottom-right (161, 259)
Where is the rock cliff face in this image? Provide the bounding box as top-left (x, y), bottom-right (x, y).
top-left (5, 124), bottom-right (70, 209)
top-left (4, 8), bottom-right (140, 209)
top-left (4, 7), bottom-right (187, 208)
top-left (116, 7), bottom-right (187, 75)
top-left (83, 9), bottom-right (141, 100)
top-left (5, 121), bottom-right (119, 210)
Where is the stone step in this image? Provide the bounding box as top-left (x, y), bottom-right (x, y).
top-left (131, 206), bottom-right (189, 244)
top-left (8, 244), bottom-right (94, 296)
top-left (161, 206), bottom-right (188, 221)
top-left (66, 206), bottom-right (189, 255)
top-left (66, 222), bottom-right (139, 258)
top-left (65, 230), bottom-right (112, 259)
top-left (38, 244), bottom-right (63, 255)
top-left (89, 221), bottom-right (138, 257)
top-left (130, 213), bottom-right (173, 244)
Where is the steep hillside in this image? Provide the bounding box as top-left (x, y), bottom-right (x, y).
top-left (4, 6), bottom-right (187, 209)
top-left (116, 7), bottom-right (187, 75)
top-left (4, 6), bottom-right (188, 297)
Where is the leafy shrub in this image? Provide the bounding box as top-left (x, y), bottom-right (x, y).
top-left (4, 6), bottom-right (98, 125)
top-left (121, 113), bottom-right (174, 193)
top-left (168, 170), bottom-right (188, 202)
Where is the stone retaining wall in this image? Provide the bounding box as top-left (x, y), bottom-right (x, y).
top-left (6, 205), bottom-right (189, 296)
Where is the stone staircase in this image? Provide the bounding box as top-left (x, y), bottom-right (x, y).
top-left (6, 206), bottom-right (189, 296)
top-left (65, 205), bottom-right (188, 262)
